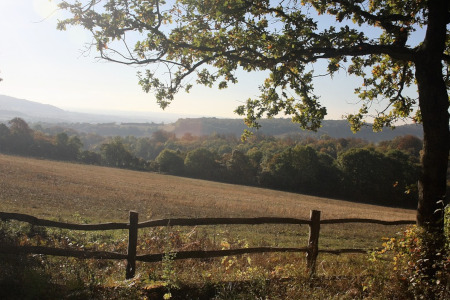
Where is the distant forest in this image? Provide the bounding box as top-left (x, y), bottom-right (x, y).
top-left (32, 117), bottom-right (423, 142)
top-left (0, 117), bottom-right (425, 208)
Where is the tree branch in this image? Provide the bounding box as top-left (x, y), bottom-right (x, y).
top-left (289, 43), bottom-right (415, 63)
top-left (330, 0), bottom-right (412, 25)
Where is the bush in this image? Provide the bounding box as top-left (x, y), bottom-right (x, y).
top-left (0, 221), bottom-right (56, 299)
top-left (369, 206), bottom-right (450, 299)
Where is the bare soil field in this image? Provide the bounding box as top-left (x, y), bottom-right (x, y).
top-left (0, 154), bottom-right (415, 223)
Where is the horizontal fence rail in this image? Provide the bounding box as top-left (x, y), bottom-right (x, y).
top-left (0, 212), bottom-right (415, 228)
top-left (0, 210), bottom-right (416, 279)
top-left (138, 217), bottom-right (311, 227)
top-left (320, 218), bottom-right (416, 225)
top-left (0, 212), bottom-right (129, 231)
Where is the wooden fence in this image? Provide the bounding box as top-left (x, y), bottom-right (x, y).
top-left (0, 210), bottom-right (415, 279)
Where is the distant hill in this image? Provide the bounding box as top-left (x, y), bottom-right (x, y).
top-left (0, 95), bottom-right (66, 122)
top-left (0, 95), bottom-right (183, 124)
top-left (166, 117), bottom-right (423, 142)
top-left (0, 94), bottom-right (423, 142)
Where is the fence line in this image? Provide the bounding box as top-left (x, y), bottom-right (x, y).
top-left (0, 211), bottom-right (415, 229)
top-left (320, 218), bottom-right (416, 225)
top-left (0, 210), bottom-right (415, 279)
top-left (0, 212), bottom-right (129, 230)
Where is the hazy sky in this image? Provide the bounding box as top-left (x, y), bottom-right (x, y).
top-left (0, 0), bottom-right (419, 120)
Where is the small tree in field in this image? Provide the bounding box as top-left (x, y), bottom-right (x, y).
top-left (57, 0), bottom-right (449, 286)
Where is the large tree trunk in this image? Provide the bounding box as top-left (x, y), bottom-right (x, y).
top-left (415, 0), bottom-right (449, 231)
top-left (416, 62), bottom-right (449, 230)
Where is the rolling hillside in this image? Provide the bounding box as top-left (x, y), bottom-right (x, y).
top-left (1, 94), bottom-right (423, 142)
top-left (0, 94), bottom-right (183, 124)
top-left (0, 154), bottom-right (415, 223)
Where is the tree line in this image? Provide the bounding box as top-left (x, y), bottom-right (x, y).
top-left (1, 118), bottom-right (422, 208)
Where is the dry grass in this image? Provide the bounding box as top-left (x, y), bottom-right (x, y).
top-left (0, 154), bottom-right (422, 298)
top-left (0, 153), bottom-right (416, 252)
top-left (0, 154), bottom-right (415, 224)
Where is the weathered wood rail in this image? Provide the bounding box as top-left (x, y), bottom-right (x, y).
top-left (0, 210), bottom-right (415, 279)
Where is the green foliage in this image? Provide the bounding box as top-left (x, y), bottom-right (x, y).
top-left (161, 232), bottom-right (180, 299)
top-left (338, 147), bottom-right (419, 206)
top-left (55, 133), bottom-right (83, 161)
top-left (156, 149), bottom-right (184, 175)
top-left (100, 137), bottom-right (134, 168)
top-left (100, 137), bottom-right (149, 170)
top-left (260, 145), bottom-right (323, 194)
top-left (55, 0), bottom-right (450, 259)
top-left (184, 148), bottom-right (220, 179)
top-left (0, 123), bottom-right (10, 152)
top-left (8, 117), bottom-right (34, 154)
top-left (0, 221), bottom-right (57, 299)
top-left (390, 134), bottom-right (423, 159)
top-left (135, 137), bottom-right (163, 160)
top-left (224, 149), bottom-right (256, 185)
top-left (0, 118), bottom-right (85, 160)
top-left (0, 117), bottom-right (423, 208)
top-left (56, 0), bottom-right (448, 132)
top-left (370, 218), bottom-right (449, 299)
top-left (363, 207), bottom-right (450, 299)
top-left (2, 216), bottom-right (432, 299)
top-left (79, 150), bottom-right (102, 165)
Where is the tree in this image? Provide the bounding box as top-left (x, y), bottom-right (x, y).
top-left (260, 145), bottom-right (322, 193)
top-left (391, 134), bottom-right (423, 158)
top-left (151, 130), bottom-right (175, 144)
top-left (338, 147), bottom-right (418, 206)
top-left (184, 147), bottom-right (220, 179)
top-left (155, 149), bottom-right (184, 174)
top-left (8, 118), bottom-right (34, 155)
top-left (100, 137), bottom-right (134, 168)
top-left (58, 0), bottom-right (448, 235)
top-left (225, 149), bottom-right (256, 184)
top-left (54, 132), bottom-right (83, 161)
top-left (32, 131), bottom-right (56, 158)
top-left (79, 150), bottom-right (102, 165)
top-left (385, 149), bottom-right (421, 203)
top-left (0, 123), bottom-right (11, 153)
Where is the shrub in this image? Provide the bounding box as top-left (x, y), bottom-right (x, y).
top-left (0, 221), bottom-right (56, 299)
top-left (369, 206), bottom-right (449, 299)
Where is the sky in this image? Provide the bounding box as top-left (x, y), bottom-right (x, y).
top-left (0, 0), bottom-right (419, 121)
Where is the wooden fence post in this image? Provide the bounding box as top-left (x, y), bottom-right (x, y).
top-left (306, 210), bottom-right (321, 276)
top-left (126, 211), bottom-right (139, 279)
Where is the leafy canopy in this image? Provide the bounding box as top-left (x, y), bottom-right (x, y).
top-left (57, 0), bottom-right (449, 134)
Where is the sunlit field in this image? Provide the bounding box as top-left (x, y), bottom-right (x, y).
top-left (0, 154), bottom-right (417, 299)
top-left (0, 154), bottom-right (414, 221)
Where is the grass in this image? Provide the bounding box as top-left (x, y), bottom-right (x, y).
top-left (0, 154), bottom-right (414, 222)
top-left (0, 153), bottom-right (419, 299)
